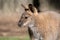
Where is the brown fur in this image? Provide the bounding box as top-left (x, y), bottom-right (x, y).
top-left (33, 11), bottom-right (60, 40)
top-left (18, 4), bottom-right (60, 40)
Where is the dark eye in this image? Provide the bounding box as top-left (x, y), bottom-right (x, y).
top-left (25, 17), bottom-right (28, 19)
top-left (25, 9), bottom-right (29, 11)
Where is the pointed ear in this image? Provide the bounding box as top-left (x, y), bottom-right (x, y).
top-left (32, 7), bottom-right (38, 16)
top-left (33, 7), bottom-right (38, 15)
top-left (28, 4), bottom-right (34, 13)
top-left (21, 4), bottom-right (29, 10)
top-left (28, 4), bottom-right (38, 16)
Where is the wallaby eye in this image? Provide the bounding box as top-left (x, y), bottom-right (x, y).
top-left (25, 17), bottom-right (28, 19)
top-left (25, 9), bottom-right (29, 11)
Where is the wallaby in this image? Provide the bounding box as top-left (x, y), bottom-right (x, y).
top-left (18, 4), bottom-right (60, 40)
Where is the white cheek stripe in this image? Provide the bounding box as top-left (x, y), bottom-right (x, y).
top-left (34, 39), bottom-right (39, 40)
top-left (23, 21), bottom-right (30, 26)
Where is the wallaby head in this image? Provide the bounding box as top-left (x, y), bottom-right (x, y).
top-left (18, 4), bottom-right (38, 27)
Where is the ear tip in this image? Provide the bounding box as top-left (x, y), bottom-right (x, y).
top-left (28, 4), bottom-right (33, 7)
top-left (21, 4), bottom-right (24, 7)
top-left (21, 4), bottom-right (23, 7)
top-left (29, 4), bottom-right (32, 6)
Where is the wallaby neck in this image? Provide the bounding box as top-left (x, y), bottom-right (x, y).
top-left (28, 20), bottom-right (43, 40)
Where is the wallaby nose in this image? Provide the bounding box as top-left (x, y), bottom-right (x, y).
top-left (18, 21), bottom-right (22, 27)
top-left (18, 23), bottom-right (21, 27)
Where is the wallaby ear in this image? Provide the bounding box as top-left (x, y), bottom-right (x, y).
top-left (28, 4), bottom-right (34, 13)
top-left (33, 7), bottom-right (38, 15)
top-left (21, 4), bottom-right (29, 11)
top-left (21, 4), bottom-right (33, 16)
top-left (28, 4), bottom-right (38, 16)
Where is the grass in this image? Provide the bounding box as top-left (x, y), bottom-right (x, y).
top-left (0, 36), bottom-right (30, 40)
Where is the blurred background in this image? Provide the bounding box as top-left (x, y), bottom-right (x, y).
top-left (0, 0), bottom-right (28, 37)
top-left (0, 0), bottom-right (60, 40)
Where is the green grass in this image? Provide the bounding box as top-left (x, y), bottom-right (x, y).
top-left (0, 36), bottom-right (30, 40)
